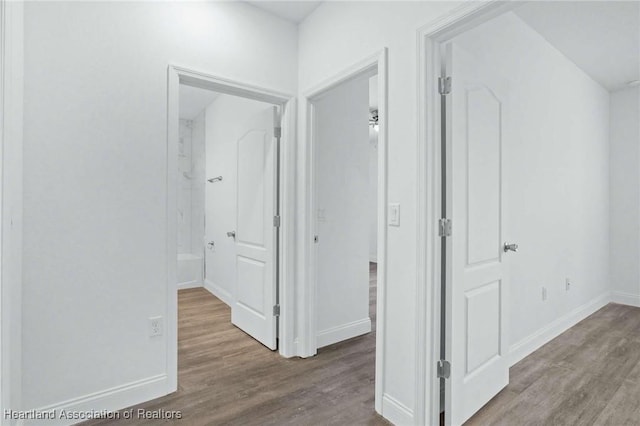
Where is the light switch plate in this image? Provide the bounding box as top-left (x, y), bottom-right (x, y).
top-left (388, 203), bottom-right (400, 226)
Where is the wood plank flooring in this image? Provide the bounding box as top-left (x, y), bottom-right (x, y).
top-left (465, 303), bottom-right (640, 426)
top-left (82, 263), bottom-right (388, 426)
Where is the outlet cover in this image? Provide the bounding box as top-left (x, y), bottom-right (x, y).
top-left (149, 316), bottom-right (163, 337)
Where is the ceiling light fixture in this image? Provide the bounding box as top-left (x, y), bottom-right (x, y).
top-left (369, 109), bottom-right (379, 132)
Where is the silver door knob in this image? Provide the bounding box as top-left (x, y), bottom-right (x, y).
top-left (503, 242), bottom-right (518, 253)
top-left (227, 231), bottom-right (236, 239)
top-left (207, 241), bottom-right (215, 249)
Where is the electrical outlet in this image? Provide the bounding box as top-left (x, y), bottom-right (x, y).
top-left (542, 287), bottom-right (547, 301)
top-left (149, 316), bottom-right (163, 337)
top-left (565, 278), bottom-right (571, 291)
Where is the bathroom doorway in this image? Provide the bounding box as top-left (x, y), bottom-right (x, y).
top-left (166, 66), bottom-right (296, 392)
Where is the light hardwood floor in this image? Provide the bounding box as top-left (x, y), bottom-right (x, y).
top-left (82, 273), bottom-right (640, 426)
top-left (82, 263), bottom-right (387, 426)
top-left (465, 303), bottom-right (640, 425)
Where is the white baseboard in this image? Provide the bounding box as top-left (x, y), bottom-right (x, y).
top-left (611, 291), bottom-right (640, 307)
top-left (177, 280), bottom-right (202, 290)
top-left (381, 393), bottom-right (414, 426)
top-left (203, 279), bottom-right (233, 307)
top-left (21, 375), bottom-right (168, 426)
top-left (509, 292), bottom-right (610, 366)
top-left (317, 317), bottom-right (371, 348)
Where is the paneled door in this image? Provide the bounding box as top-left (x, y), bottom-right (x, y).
top-left (445, 41), bottom-right (513, 425)
top-left (232, 106), bottom-right (279, 350)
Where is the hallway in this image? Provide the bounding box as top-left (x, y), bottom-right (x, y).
top-left (82, 264), bottom-right (385, 426)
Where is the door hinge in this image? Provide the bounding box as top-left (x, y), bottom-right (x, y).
top-left (273, 215), bottom-right (281, 228)
top-left (273, 304), bottom-right (280, 317)
top-left (314, 235), bottom-right (319, 243)
top-left (438, 76), bottom-right (451, 95)
top-left (274, 126), bottom-right (282, 138)
top-left (438, 218), bottom-right (452, 237)
top-left (437, 360), bottom-right (451, 379)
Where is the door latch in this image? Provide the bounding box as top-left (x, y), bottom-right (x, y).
top-left (503, 242), bottom-right (518, 252)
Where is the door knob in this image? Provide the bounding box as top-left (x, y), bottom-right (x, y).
top-left (503, 242), bottom-right (518, 253)
top-left (227, 231), bottom-right (236, 239)
top-left (207, 241), bottom-right (215, 249)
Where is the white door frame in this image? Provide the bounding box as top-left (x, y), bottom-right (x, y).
top-left (300, 48), bottom-right (388, 413)
top-left (166, 65), bottom-right (297, 392)
top-left (1, 0), bottom-right (23, 422)
top-left (416, 1), bottom-right (520, 424)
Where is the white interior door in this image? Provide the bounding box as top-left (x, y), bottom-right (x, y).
top-left (445, 41), bottom-right (511, 425)
top-left (231, 106), bottom-right (278, 350)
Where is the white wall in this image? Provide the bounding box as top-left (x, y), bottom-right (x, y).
top-left (204, 94), bottom-right (274, 303)
top-left (369, 76), bottom-right (378, 263)
top-left (298, 2), bottom-right (463, 420)
top-left (21, 0), bottom-right (297, 412)
top-left (610, 86), bottom-right (640, 305)
top-left (315, 75), bottom-right (371, 347)
top-left (369, 126), bottom-right (378, 263)
top-left (454, 13), bottom-right (611, 350)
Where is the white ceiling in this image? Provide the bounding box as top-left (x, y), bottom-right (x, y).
top-left (246, 1), bottom-right (322, 24)
top-left (515, 1), bottom-right (640, 92)
top-left (179, 85), bottom-right (220, 120)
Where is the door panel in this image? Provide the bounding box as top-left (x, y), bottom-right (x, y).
top-left (446, 42), bottom-right (510, 425)
top-left (232, 107), bottom-right (278, 350)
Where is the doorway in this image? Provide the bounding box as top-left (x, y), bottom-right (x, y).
top-left (302, 49), bottom-right (388, 414)
top-left (166, 66), bottom-right (296, 392)
top-left (420, 2), bottom-right (625, 424)
top-left (177, 85), bottom-right (281, 348)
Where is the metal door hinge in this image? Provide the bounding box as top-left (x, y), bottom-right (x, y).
top-left (438, 76), bottom-right (451, 95)
top-left (438, 218), bottom-right (452, 237)
top-left (437, 360), bottom-right (451, 379)
top-left (314, 235), bottom-right (319, 243)
top-left (274, 127), bottom-right (282, 138)
top-left (273, 304), bottom-right (280, 317)
top-left (273, 215), bottom-right (281, 228)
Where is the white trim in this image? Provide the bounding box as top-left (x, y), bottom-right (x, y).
top-left (203, 279), bottom-right (233, 307)
top-left (1, 1), bottom-right (23, 423)
top-left (381, 394), bottom-right (414, 426)
top-left (611, 291), bottom-right (640, 307)
top-left (509, 292), bottom-right (611, 366)
top-left (22, 375), bottom-right (168, 426)
top-left (300, 48), bottom-right (388, 416)
top-left (416, 2), bottom-right (522, 425)
top-left (316, 317), bottom-right (371, 348)
top-left (176, 280), bottom-right (202, 290)
top-left (167, 66), bottom-right (298, 396)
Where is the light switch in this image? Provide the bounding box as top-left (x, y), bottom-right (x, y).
top-left (388, 203), bottom-right (400, 226)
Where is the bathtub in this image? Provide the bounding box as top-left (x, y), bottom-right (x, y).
top-left (177, 253), bottom-right (204, 289)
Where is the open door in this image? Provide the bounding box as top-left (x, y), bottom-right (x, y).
top-left (444, 41), bottom-right (512, 425)
top-left (231, 106), bottom-right (279, 350)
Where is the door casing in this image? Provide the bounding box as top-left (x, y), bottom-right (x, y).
top-left (166, 65), bottom-right (296, 393)
top-left (417, 1), bottom-right (521, 425)
top-left (1, 0), bottom-right (24, 422)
